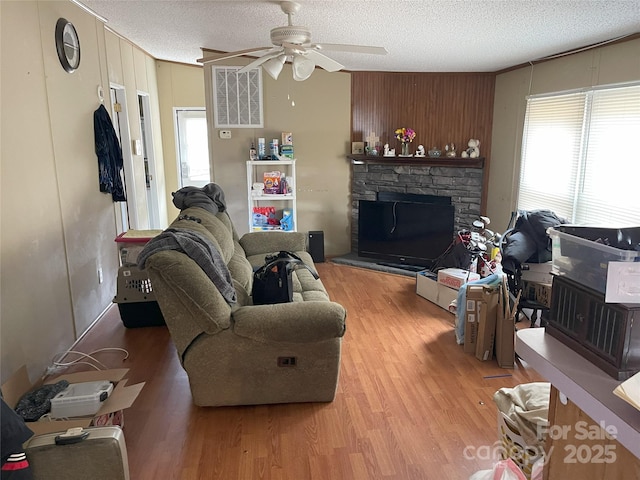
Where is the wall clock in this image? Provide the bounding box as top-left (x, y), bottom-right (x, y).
top-left (55, 18), bottom-right (80, 73)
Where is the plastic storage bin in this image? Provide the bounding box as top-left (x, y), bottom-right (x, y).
top-left (50, 381), bottom-right (114, 418)
top-left (113, 266), bottom-right (165, 328)
top-left (115, 230), bottom-right (162, 266)
top-left (548, 226), bottom-right (640, 294)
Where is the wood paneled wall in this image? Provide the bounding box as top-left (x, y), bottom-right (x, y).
top-left (351, 72), bottom-right (496, 160)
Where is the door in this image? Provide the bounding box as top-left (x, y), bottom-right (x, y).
top-left (109, 87), bottom-right (129, 233)
top-left (110, 85), bottom-right (146, 231)
top-left (174, 108), bottom-right (210, 188)
top-left (138, 93), bottom-right (161, 229)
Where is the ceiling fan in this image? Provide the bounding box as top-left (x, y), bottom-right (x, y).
top-left (198, 1), bottom-right (388, 81)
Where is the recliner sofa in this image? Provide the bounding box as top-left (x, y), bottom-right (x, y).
top-left (142, 196), bottom-right (346, 407)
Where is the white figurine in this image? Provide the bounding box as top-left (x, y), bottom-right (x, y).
top-left (384, 143), bottom-right (390, 156)
top-left (461, 139), bottom-right (480, 158)
top-left (416, 145), bottom-right (426, 157)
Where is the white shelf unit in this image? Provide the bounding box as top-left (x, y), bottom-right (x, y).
top-left (246, 160), bottom-right (297, 232)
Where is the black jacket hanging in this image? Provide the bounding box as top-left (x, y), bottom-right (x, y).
top-left (93, 104), bottom-right (126, 202)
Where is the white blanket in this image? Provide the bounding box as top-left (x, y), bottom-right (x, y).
top-left (493, 382), bottom-right (551, 445)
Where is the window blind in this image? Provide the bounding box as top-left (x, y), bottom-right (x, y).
top-left (518, 83), bottom-right (640, 227)
top-left (578, 85), bottom-right (640, 226)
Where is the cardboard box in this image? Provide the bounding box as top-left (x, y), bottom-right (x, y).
top-left (416, 271), bottom-right (457, 313)
top-left (464, 296), bottom-right (479, 353)
top-left (281, 132), bottom-right (293, 145)
top-left (495, 284), bottom-right (516, 368)
top-left (522, 280), bottom-right (552, 308)
top-left (476, 287), bottom-right (499, 361)
top-left (2, 366), bottom-right (144, 436)
top-left (464, 284), bottom-right (499, 359)
top-left (280, 145), bottom-right (294, 159)
top-left (520, 262), bottom-right (553, 284)
top-left (437, 268), bottom-right (480, 290)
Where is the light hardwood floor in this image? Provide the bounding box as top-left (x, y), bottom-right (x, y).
top-left (71, 262), bottom-right (543, 479)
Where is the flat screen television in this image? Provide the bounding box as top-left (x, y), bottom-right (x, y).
top-left (358, 200), bottom-right (454, 268)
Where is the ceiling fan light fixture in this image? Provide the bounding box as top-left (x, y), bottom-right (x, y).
top-left (201, 1), bottom-right (387, 80)
top-left (263, 54), bottom-right (287, 80)
top-left (292, 55), bottom-right (315, 81)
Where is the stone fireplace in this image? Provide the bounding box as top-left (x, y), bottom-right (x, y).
top-left (349, 156), bottom-right (485, 253)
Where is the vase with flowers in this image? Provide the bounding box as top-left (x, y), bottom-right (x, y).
top-left (395, 128), bottom-right (416, 156)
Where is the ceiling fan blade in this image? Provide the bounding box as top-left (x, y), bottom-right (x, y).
top-left (197, 46), bottom-right (274, 64)
top-left (237, 50), bottom-right (283, 74)
top-left (304, 49), bottom-right (344, 73)
top-left (310, 43), bottom-right (388, 55)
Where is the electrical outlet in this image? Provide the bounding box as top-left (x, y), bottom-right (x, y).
top-left (98, 267), bottom-right (103, 284)
top-left (219, 129), bottom-right (232, 139)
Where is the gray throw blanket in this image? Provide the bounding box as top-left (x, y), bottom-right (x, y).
top-left (137, 228), bottom-right (237, 304)
top-left (172, 183), bottom-right (227, 214)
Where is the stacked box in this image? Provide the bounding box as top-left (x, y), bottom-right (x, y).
top-left (437, 268), bottom-right (480, 290)
top-left (416, 271), bottom-right (458, 313)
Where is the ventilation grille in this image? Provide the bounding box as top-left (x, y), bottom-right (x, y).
top-left (114, 266), bottom-right (156, 303)
top-left (550, 281), bottom-right (580, 334)
top-left (586, 301), bottom-right (623, 360)
top-left (212, 67), bottom-right (263, 128)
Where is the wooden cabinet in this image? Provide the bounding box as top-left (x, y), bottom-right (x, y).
top-left (544, 386), bottom-right (640, 479)
top-left (546, 275), bottom-right (640, 380)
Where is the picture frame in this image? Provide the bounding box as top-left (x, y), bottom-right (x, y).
top-left (351, 142), bottom-right (364, 155)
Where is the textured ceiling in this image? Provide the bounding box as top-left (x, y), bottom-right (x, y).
top-left (80, 0), bottom-right (640, 72)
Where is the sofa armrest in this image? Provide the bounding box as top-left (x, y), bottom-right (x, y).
top-left (232, 302), bottom-right (346, 343)
top-left (239, 231), bottom-right (307, 256)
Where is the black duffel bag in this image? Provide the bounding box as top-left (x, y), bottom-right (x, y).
top-left (252, 251), bottom-right (319, 305)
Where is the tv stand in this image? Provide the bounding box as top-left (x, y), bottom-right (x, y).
top-left (376, 262), bottom-right (425, 272)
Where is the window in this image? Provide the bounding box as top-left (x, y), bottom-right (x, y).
top-left (518, 83), bottom-right (640, 227)
top-left (174, 108), bottom-right (210, 188)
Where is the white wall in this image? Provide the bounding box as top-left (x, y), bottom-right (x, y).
top-left (487, 38), bottom-right (640, 234)
top-left (0, 1), bottom-right (165, 382)
top-left (156, 60), bottom-right (207, 221)
top-left (203, 61), bottom-right (352, 256)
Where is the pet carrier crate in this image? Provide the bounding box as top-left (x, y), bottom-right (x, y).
top-left (113, 266), bottom-right (165, 328)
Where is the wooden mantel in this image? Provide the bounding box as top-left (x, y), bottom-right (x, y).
top-left (347, 155), bottom-right (485, 168)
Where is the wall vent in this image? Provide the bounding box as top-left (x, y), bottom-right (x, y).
top-left (212, 66), bottom-right (263, 128)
